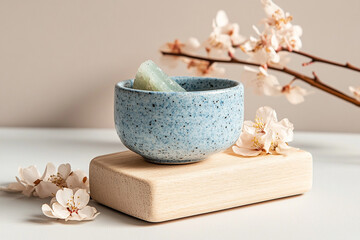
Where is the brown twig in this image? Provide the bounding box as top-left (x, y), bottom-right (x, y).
top-left (161, 50), bottom-right (360, 107)
top-left (280, 48), bottom-right (360, 72)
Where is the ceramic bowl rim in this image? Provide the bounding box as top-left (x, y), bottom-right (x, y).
top-left (116, 76), bottom-right (243, 95)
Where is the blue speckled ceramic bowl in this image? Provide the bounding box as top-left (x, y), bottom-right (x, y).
top-left (115, 76), bottom-right (244, 164)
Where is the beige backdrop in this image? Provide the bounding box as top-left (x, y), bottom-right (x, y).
top-left (0, 0), bottom-right (359, 132)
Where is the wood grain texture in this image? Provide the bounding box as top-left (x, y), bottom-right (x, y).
top-left (89, 148), bottom-right (312, 222)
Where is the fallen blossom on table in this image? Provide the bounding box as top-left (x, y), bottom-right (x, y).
top-left (0, 165), bottom-right (42, 197)
top-left (232, 106), bottom-right (297, 157)
top-left (0, 163), bottom-right (89, 198)
top-left (42, 188), bottom-right (99, 221)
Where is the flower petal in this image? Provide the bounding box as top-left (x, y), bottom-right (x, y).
top-left (232, 145), bottom-right (262, 157)
top-left (273, 118), bottom-right (294, 142)
top-left (35, 181), bottom-right (59, 198)
top-left (283, 85), bottom-right (308, 104)
top-left (78, 206), bottom-right (99, 220)
top-left (0, 182), bottom-right (25, 192)
top-left (74, 189), bottom-right (90, 209)
top-left (236, 129), bottom-right (256, 147)
top-left (15, 176), bottom-right (26, 185)
top-left (67, 213), bottom-right (82, 221)
top-left (243, 120), bottom-right (256, 129)
top-left (18, 167), bottom-right (25, 182)
top-left (42, 204), bottom-right (57, 219)
top-left (182, 37), bottom-right (200, 53)
top-left (262, 75), bottom-right (281, 96)
top-left (58, 163), bottom-right (71, 179)
top-left (22, 185), bottom-right (35, 197)
top-left (252, 25), bottom-right (262, 36)
top-left (56, 188), bottom-right (74, 208)
top-left (285, 90), bottom-right (305, 104)
top-left (50, 197), bottom-right (57, 206)
top-left (52, 202), bottom-right (70, 219)
top-left (256, 106), bottom-right (278, 125)
top-left (270, 34), bottom-right (279, 49)
top-left (275, 143), bottom-right (297, 155)
top-left (66, 170), bottom-right (89, 192)
top-left (292, 25), bottom-right (303, 37)
top-left (21, 165), bottom-right (41, 185)
top-left (215, 10), bottom-right (229, 27)
top-left (230, 24), bottom-right (245, 45)
top-left (40, 163), bottom-right (56, 181)
top-left (243, 66), bottom-right (258, 73)
top-left (260, 133), bottom-right (273, 153)
top-left (261, 0), bottom-right (284, 18)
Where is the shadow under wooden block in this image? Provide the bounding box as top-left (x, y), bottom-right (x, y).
top-left (89, 148), bottom-right (312, 222)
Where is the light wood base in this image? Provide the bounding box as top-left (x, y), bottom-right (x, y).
top-left (89, 148), bottom-right (312, 222)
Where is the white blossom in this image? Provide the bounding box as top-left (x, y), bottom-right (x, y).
top-left (203, 10), bottom-right (245, 59)
top-left (279, 85), bottom-right (308, 104)
top-left (0, 164), bottom-right (48, 197)
top-left (261, 0), bottom-right (291, 29)
top-left (233, 106), bottom-right (296, 156)
top-left (214, 10), bottom-right (245, 45)
top-left (240, 26), bottom-right (280, 65)
top-left (1, 163), bottom-right (89, 198)
top-left (42, 188), bottom-right (99, 221)
top-left (242, 66), bottom-right (280, 96)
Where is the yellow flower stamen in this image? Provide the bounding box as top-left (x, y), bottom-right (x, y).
top-left (253, 116), bottom-right (266, 133)
top-left (65, 195), bottom-right (79, 215)
top-left (252, 136), bottom-right (263, 150)
top-left (48, 172), bottom-right (67, 188)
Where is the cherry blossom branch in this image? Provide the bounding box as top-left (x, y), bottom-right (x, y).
top-left (161, 50), bottom-right (360, 107)
top-left (280, 48), bottom-right (360, 72)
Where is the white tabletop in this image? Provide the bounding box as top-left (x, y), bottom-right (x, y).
top-left (0, 128), bottom-right (359, 240)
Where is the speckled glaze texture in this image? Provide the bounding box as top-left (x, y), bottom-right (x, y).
top-left (115, 76), bottom-right (244, 164)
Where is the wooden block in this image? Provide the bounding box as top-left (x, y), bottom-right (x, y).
top-left (89, 148), bottom-right (312, 222)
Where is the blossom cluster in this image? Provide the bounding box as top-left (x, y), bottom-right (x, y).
top-left (233, 106), bottom-right (296, 156)
top-left (1, 163), bottom-right (88, 198)
top-left (161, 0), bottom-right (309, 104)
top-left (1, 163), bottom-right (99, 221)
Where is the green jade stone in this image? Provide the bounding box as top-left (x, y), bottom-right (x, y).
top-left (133, 60), bottom-right (186, 92)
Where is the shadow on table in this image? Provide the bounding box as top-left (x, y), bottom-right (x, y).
top-left (93, 202), bottom-right (151, 226)
top-left (26, 214), bottom-right (89, 225)
top-left (0, 190), bottom-right (60, 225)
top-left (93, 194), bottom-right (305, 227)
